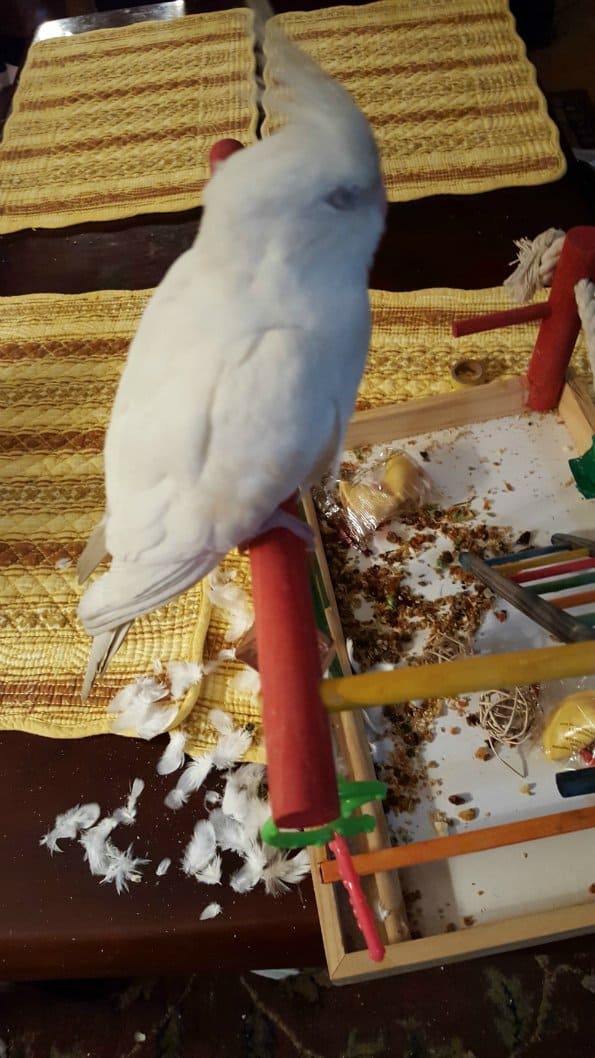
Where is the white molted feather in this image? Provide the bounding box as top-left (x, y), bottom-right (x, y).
top-left (195, 853), bottom-right (222, 886)
top-left (230, 667), bottom-right (261, 695)
top-left (100, 844), bottom-right (149, 894)
top-left (157, 730), bottom-right (188, 775)
top-left (166, 660), bottom-right (205, 700)
top-left (112, 778), bottom-right (144, 825)
top-left (208, 708), bottom-right (234, 735)
top-left (212, 727), bottom-right (254, 770)
top-left (164, 754), bottom-right (213, 810)
top-left (40, 802), bottom-right (101, 854)
top-left (221, 764), bottom-right (266, 830)
top-left (207, 579), bottom-right (254, 637)
top-left (230, 841), bottom-right (267, 894)
top-left (79, 817), bottom-right (119, 875)
top-left (178, 756), bottom-right (214, 794)
top-left (208, 807), bottom-right (245, 854)
top-left (164, 788), bottom-right (187, 811)
top-left (200, 901), bottom-right (222, 920)
top-left (262, 849), bottom-right (310, 896)
top-left (156, 857), bottom-right (172, 876)
top-left (107, 677), bottom-right (177, 740)
top-left (181, 820), bottom-right (217, 877)
top-left (375, 900), bottom-right (390, 922)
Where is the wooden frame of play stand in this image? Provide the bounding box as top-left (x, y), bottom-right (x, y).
top-left (304, 369), bottom-right (595, 984)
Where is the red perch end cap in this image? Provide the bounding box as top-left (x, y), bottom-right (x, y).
top-left (209, 139), bottom-right (244, 171)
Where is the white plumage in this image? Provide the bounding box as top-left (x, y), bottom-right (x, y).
top-left (77, 3), bottom-right (385, 697)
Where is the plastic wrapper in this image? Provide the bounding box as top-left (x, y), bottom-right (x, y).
top-left (325, 450), bottom-right (433, 546)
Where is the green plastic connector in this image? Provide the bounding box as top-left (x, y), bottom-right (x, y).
top-left (261, 778), bottom-right (386, 849)
top-left (569, 436), bottom-right (595, 499)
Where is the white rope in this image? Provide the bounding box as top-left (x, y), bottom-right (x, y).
top-left (575, 278), bottom-right (595, 384)
top-left (503, 228), bottom-right (566, 303)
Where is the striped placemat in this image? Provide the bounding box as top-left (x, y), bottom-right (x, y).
top-left (0, 10), bottom-right (257, 234)
top-left (263, 0), bottom-right (566, 201)
top-left (1, 286), bottom-right (589, 754)
top-left (360, 287), bottom-right (592, 409)
top-left (0, 290), bottom-right (263, 760)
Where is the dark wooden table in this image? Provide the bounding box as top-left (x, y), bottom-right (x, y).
top-left (0, 0), bottom-right (593, 982)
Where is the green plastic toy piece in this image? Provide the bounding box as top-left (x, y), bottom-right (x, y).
top-left (261, 778), bottom-right (386, 849)
top-left (569, 436), bottom-right (595, 499)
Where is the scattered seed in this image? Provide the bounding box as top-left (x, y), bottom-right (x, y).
top-left (458, 808), bottom-right (479, 822)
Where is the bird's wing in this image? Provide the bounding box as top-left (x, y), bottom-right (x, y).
top-left (103, 322), bottom-right (351, 567)
top-left (79, 324), bottom-right (349, 637)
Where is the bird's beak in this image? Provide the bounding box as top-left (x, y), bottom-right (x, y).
top-left (376, 181), bottom-right (388, 219)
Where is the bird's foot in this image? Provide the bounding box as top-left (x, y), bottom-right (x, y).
top-left (240, 508), bottom-right (315, 551)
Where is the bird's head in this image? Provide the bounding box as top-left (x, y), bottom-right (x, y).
top-left (202, 18), bottom-right (386, 276)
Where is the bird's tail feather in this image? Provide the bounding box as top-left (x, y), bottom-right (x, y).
top-left (77, 519), bottom-right (108, 584)
top-left (78, 551), bottom-right (220, 637)
top-left (81, 622), bottom-right (131, 702)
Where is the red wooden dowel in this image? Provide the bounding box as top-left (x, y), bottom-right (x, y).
top-left (452, 302), bottom-right (549, 337)
top-left (527, 226), bottom-right (595, 411)
top-left (249, 498), bottom-right (340, 828)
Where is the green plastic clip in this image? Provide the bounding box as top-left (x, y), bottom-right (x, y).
top-left (569, 436), bottom-right (595, 499)
top-left (261, 777), bottom-right (386, 849)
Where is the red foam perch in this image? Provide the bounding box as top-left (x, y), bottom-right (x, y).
top-left (528, 226), bottom-right (595, 410)
top-left (249, 497), bottom-right (340, 828)
top-left (511, 557), bottom-right (595, 583)
top-left (208, 139), bottom-right (339, 829)
top-left (209, 138), bottom-right (245, 169)
top-left (452, 302), bottom-right (549, 337)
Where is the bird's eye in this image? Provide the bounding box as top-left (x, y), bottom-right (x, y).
top-left (324, 186), bottom-right (359, 211)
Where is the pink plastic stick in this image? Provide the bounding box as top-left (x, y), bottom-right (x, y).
top-left (328, 833), bottom-right (385, 963)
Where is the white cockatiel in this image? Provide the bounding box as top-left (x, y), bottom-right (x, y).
top-left (78, 6), bottom-right (386, 699)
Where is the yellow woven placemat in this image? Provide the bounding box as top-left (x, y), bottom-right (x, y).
top-left (0, 10), bottom-right (257, 234)
top-left (263, 0), bottom-right (566, 201)
top-left (360, 287), bottom-right (591, 409)
top-left (0, 290), bottom-right (263, 760)
top-left (1, 286), bottom-right (588, 756)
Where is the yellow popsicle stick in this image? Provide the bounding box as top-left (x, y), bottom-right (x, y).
top-left (494, 549), bottom-right (588, 576)
top-left (321, 641), bottom-right (595, 712)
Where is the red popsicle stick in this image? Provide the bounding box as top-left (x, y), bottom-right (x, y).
top-left (527, 226), bottom-right (595, 410)
top-left (511, 557), bottom-right (595, 583)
